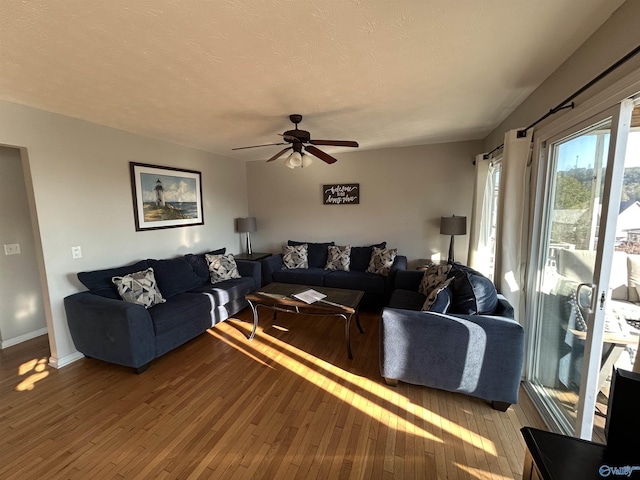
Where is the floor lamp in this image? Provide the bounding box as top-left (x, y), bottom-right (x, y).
top-left (236, 217), bottom-right (257, 255)
top-left (440, 215), bottom-right (467, 263)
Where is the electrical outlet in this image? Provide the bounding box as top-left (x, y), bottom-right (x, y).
top-left (4, 243), bottom-right (21, 255)
top-left (71, 246), bottom-right (82, 259)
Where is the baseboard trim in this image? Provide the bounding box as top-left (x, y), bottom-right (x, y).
top-left (0, 328), bottom-right (48, 349)
top-left (49, 351), bottom-right (85, 369)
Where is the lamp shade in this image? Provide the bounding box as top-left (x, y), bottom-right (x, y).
top-left (236, 217), bottom-right (257, 233)
top-left (440, 215), bottom-right (467, 236)
top-left (301, 153), bottom-right (314, 168)
top-left (289, 151), bottom-right (302, 167)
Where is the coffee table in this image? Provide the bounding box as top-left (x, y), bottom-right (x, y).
top-left (245, 283), bottom-right (365, 359)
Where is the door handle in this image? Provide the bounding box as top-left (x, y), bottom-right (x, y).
top-left (576, 283), bottom-right (596, 314)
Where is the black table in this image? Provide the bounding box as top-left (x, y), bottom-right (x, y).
top-left (521, 427), bottom-right (640, 479)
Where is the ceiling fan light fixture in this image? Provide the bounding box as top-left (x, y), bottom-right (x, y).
top-left (233, 114), bottom-right (358, 166)
top-left (289, 151), bottom-right (302, 167)
top-left (301, 154), bottom-right (313, 168)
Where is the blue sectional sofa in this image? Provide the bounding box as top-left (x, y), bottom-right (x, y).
top-left (380, 266), bottom-right (524, 411)
top-left (261, 241), bottom-right (408, 309)
top-left (63, 248), bottom-right (260, 373)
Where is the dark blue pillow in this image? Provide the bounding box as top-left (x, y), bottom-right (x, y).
top-left (78, 260), bottom-right (150, 299)
top-left (288, 240), bottom-right (334, 268)
top-left (349, 242), bottom-right (386, 272)
top-left (427, 286), bottom-right (452, 313)
top-left (184, 248), bottom-right (226, 283)
top-left (448, 263), bottom-right (498, 314)
top-left (148, 257), bottom-right (203, 298)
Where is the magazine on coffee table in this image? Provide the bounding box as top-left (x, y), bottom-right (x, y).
top-left (292, 289), bottom-right (327, 304)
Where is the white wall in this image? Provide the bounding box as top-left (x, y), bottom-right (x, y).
top-left (0, 146), bottom-right (47, 346)
top-left (246, 141), bottom-right (481, 266)
top-left (484, 0), bottom-right (640, 151)
top-left (0, 100), bottom-right (248, 367)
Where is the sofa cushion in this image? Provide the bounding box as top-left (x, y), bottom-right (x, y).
top-left (425, 286), bottom-right (452, 313)
top-left (112, 267), bottom-right (166, 308)
top-left (148, 292), bottom-right (211, 336)
top-left (366, 247), bottom-right (397, 276)
top-left (388, 286), bottom-right (451, 313)
top-left (288, 240), bottom-right (334, 268)
top-left (148, 257), bottom-right (203, 298)
top-left (448, 263), bottom-right (498, 315)
top-left (283, 244), bottom-right (308, 269)
top-left (350, 242), bottom-right (386, 272)
top-left (419, 265), bottom-right (454, 311)
top-left (628, 254), bottom-right (640, 302)
top-left (184, 248), bottom-right (226, 283)
top-left (272, 267), bottom-right (328, 287)
top-left (324, 270), bottom-right (385, 294)
top-left (610, 251), bottom-right (629, 301)
top-left (190, 277), bottom-right (254, 306)
top-left (206, 253), bottom-right (241, 284)
top-left (78, 260), bottom-right (150, 299)
top-left (388, 289), bottom-right (425, 310)
top-left (325, 245), bottom-right (351, 271)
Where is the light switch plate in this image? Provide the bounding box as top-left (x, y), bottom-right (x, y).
top-left (4, 243), bottom-right (21, 255)
top-left (71, 246), bottom-right (82, 259)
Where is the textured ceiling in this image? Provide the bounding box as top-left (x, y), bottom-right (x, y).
top-left (0, 1), bottom-right (625, 161)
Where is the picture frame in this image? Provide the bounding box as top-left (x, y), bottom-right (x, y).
top-left (130, 162), bottom-right (204, 231)
top-left (323, 183), bottom-right (360, 205)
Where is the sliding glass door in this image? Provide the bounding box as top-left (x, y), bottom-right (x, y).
top-left (527, 100), bottom-right (634, 439)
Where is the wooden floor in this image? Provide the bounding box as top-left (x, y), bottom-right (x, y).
top-left (543, 385), bottom-right (608, 444)
top-left (0, 307), bottom-right (546, 480)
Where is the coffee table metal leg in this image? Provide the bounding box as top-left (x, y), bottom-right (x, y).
top-left (248, 301), bottom-right (259, 340)
top-left (355, 308), bottom-right (364, 334)
top-left (343, 313), bottom-right (353, 359)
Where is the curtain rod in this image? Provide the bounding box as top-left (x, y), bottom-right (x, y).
top-left (483, 43), bottom-right (640, 160)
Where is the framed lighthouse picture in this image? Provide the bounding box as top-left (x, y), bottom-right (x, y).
top-left (130, 162), bottom-right (204, 231)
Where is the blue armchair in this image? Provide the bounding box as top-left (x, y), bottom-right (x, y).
top-left (379, 269), bottom-right (524, 411)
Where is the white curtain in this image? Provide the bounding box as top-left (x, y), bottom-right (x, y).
top-left (494, 128), bottom-right (533, 323)
top-left (468, 153), bottom-right (493, 276)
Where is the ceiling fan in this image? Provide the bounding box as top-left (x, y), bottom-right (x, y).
top-left (232, 114), bottom-right (359, 166)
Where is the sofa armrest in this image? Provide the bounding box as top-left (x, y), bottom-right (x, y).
top-left (261, 254), bottom-right (283, 285)
top-left (236, 259), bottom-right (261, 290)
top-left (495, 294), bottom-right (515, 319)
top-left (391, 255), bottom-right (408, 272)
top-left (380, 307), bottom-right (524, 404)
top-left (64, 292), bottom-right (156, 368)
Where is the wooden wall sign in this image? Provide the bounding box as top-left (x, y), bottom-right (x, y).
top-left (323, 184), bottom-right (360, 205)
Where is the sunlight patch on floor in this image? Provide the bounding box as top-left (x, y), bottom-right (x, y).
top-left (206, 328), bottom-right (275, 369)
top-left (217, 321), bottom-right (504, 450)
top-left (15, 357), bottom-right (49, 391)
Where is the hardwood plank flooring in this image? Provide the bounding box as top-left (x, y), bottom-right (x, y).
top-left (0, 307), bottom-right (546, 479)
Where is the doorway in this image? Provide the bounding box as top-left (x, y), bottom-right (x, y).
top-left (0, 146), bottom-right (48, 350)
top-left (526, 99), bottom-right (638, 440)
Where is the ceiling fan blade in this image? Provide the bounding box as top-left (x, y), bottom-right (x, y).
top-left (232, 142), bottom-right (288, 151)
top-left (309, 139), bottom-right (359, 148)
top-left (305, 145), bottom-right (338, 164)
top-left (267, 147), bottom-right (291, 162)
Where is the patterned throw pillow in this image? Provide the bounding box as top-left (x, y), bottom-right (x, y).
top-left (325, 245), bottom-right (352, 271)
top-left (112, 267), bottom-right (166, 309)
top-left (205, 253), bottom-right (242, 284)
top-left (419, 264), bottom-right (454, 311)
top-left (282, 244), bottom-right (309, 269)
top-left (366, 246), bottom-right (397, 276)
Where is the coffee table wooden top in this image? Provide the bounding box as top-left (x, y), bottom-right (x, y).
top-left (246, 283), bottom-right (364, 314)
